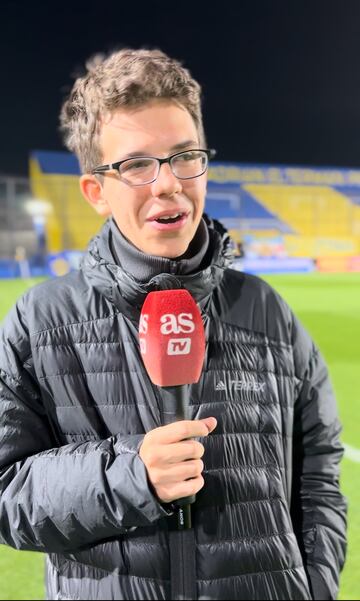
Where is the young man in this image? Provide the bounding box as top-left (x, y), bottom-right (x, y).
top-left (0, 48), bottom-right (347, 600)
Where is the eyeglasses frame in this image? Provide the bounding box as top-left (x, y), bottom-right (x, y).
top-left (91, 148), bottom-right (217, 186)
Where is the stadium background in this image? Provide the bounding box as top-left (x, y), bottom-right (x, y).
top-left (1, 1), bottom-right (360, 597)
top-left (1, 151), bottom-right (360, 277)
top-left (0, 153), bottom-right (359, 598)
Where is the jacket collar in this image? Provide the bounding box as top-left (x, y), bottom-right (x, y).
top-left (81, 213), bottom-right (235, 320)
top-left (109, 216), bottom-right (210, 283)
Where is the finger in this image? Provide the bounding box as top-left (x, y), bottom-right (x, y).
top-left (153, 459), bottom-right (204, 485)
top-left (143, 440), bottom-right (204, 468)
top-left (159, 475), bottom-right (205, 504)
top-left (165, 440), bottom-right (205, 463)
top-left (170, 458), bottom-right (204, 482)
top-left (151, 419), bottom-right (213, 445)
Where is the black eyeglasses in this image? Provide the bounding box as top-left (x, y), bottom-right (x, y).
top-left (91, 148), bottom-right (216, 186)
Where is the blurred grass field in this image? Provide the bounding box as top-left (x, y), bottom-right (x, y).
top-left (0, 273), bottom-right (359, 600)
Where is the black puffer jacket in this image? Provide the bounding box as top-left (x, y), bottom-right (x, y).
top-left (0, 216), bottom-right (347, 600)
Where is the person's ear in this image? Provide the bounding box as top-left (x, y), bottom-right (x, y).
top-left (79, 174), bottom-right (112, 216)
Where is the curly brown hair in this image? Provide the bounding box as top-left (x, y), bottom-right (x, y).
top-left (59, 48), bottom-right (205, 174)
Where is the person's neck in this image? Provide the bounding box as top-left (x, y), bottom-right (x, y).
top-left (109, 217), bottom-right (210, 283)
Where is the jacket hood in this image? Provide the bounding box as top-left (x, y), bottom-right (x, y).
top-left (81, 213), bottom-right (235, 318)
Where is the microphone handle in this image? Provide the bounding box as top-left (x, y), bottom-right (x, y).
top-left (162, 384), bottom-right (196, 509)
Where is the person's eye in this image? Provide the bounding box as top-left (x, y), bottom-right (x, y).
top-left (122, 159), bottom-right (153, 173)
top-left (178, 151), bottom-right (201, 161)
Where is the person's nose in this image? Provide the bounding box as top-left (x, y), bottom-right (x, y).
top-left (150, 162), bottom-right (182, 197)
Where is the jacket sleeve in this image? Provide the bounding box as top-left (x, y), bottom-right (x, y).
top-left (290, 313), bottom-right (348, 600)
top-left (0, 301), bottom-right (171, 553)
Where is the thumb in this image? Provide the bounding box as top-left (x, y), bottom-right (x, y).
top-left (202, 417), bottom-right (217, 433)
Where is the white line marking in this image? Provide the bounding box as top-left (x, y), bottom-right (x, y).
top-left (344, 443), bottom-right (360, 463)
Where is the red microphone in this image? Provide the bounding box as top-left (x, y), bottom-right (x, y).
top-left (139, 289), bottom-right (206, 529)
top-left (139, 289), bottom-right (205, 386)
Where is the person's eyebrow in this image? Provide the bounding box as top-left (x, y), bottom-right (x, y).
top-left (120, 140), bottom-right (199, 160)
top-left (170, 140), bottom-right (199, 152)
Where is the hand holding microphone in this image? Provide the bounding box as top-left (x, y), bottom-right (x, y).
top-left (139, 416), bottom-right (217, 504)
top-left (138, 289), bottom-right (217, 528)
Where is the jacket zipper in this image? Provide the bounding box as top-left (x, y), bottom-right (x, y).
top-left (170, 507), bottom-right (195, 600)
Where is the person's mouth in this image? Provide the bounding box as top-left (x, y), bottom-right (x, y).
top-left (146, 209), bottom-right (190, 230)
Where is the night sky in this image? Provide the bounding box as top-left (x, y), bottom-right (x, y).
top-left (3, 0), bottom-right (360, 176)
